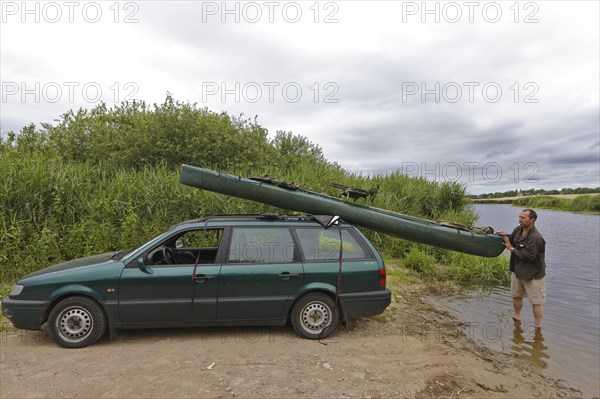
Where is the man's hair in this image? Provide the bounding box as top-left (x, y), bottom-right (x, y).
top-left (523, 208), bottom-right (538, 220)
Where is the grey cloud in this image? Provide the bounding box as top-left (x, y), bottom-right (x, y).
top-left (549, 153), bottom-right (600, 165)
top-left (2, 1), bottom-right (598, 195)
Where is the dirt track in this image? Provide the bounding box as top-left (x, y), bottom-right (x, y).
top-left (1, 293), bottom-right (582, 399)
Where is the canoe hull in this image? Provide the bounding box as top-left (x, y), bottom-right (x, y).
top-left (180, 165), bottom-right (505, 257)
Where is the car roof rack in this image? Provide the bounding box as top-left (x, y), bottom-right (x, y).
top-left (204, 213), bottom-right (315, 221)
top-left (177, 213), bottom-right (344, 225)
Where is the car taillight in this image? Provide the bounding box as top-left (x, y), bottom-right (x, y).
top-left (379, 268), bottom-right (386, 286)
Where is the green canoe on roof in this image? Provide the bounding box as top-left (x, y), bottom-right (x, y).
top-left (180, 165), bottom-right (505, 258)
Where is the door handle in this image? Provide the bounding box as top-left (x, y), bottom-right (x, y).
top-left (195, 274), bottom-right (215, 282)
top-left (278, 272), bottom-right (299, 280)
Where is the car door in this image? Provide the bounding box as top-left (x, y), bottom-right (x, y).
top-left (217, 226), bottom-right (303, 321)
top-left (118, 228), bottom-right (223, 325)
top-left (118, 257), bottom-right (195, 325)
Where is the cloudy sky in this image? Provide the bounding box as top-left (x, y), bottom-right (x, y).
top-left (1, 1), bottom-right (598, 194)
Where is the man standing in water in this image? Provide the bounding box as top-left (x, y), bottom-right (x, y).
top-left (498, 209), bottom-right (546, 329)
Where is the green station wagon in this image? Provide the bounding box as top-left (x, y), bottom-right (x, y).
top-left (2, 214), bottom-right (391, 348)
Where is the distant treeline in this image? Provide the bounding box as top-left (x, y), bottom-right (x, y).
top-left (0, 95), bottom-right (509, 287)
top-left (469, 187), bottom-right (600, 199)
top-left (472, 194), bottom-right (600, 213)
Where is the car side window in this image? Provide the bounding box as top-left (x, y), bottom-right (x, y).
top-left (296, 228), bottom-right (371, 261)
top-left (176, 228), bottom-right (224, 264)
top-left (146, 228), bottom-right (224, 266)
top-left (179, 229), bottom-right (222, 249)
top-left (227, 227), bottom-right (295, 263)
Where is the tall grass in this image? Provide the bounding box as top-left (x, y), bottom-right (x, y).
top-left (1, 95), bottom-right (509, 287)
top-left (0, 149), bottom-right (507, 286)
top-left (515, 195), bottom-right (600, 213)
top-left (571, 195), bottom-right (600, 212)
top-left (0, 154), bottom-right (282, 282)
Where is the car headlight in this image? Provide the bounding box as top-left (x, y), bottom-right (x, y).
top-left (9, 284), bottom-right (24, 297)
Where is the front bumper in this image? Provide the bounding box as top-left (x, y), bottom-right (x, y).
top-left (339, 289), bottom-right (392, 319)
top-left (1, 296), bottom-right (51, 330)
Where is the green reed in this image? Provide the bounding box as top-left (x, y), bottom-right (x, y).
top-left (1, 96), bottom-right (508, 286)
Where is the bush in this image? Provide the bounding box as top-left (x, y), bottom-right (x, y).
top-left (1, 96), bottom-right (507, 287)
top-left (403, 247), bottom-right (437, 276)
top-left (441, 251), bottom-right (510, 285)
top-left (572, 194), bottom-right (600, 212)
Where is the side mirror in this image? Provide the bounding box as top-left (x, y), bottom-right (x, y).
top-left (176, 238), bottom-right (183, 249)
top-left (137, 257), bottom-right (153, 274)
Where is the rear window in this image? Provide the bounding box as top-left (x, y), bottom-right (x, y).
top-left (295, 228), bottom-right (372, 261)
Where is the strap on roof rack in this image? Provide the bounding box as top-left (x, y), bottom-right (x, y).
top-left (259, 213), bottom-right (287, 220)
top-left (250, 175), bottom-right (300, 191)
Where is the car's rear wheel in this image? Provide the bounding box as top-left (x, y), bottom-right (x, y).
top-left (291, 293), bottom-right (339, 339)
top-left (48, 296), bottom-right (107, 348)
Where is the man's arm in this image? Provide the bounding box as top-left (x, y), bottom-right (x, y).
top-left (501, 226), bottom-right (519, 250)
top-left (512, 235), bottom-right (543, 262)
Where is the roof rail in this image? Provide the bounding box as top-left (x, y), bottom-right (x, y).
top-left (177, 213), bottom-right (342, 227)
top-left (199, 213), bottom-right (316, 221)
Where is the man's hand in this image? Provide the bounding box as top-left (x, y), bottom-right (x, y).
top-left (497, 230), bottom-right (506, 236)
top-left (502, 236), bottom-right (514, 251)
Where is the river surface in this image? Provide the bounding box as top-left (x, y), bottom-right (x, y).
top-left (429, 204), bottom-right (600, 397)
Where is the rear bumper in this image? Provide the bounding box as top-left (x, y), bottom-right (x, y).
top-left (1, 296), bottom-right (50, 330)
top-left (339, 289), bottom-right (391, 319)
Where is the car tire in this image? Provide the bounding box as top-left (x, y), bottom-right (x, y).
top-left (48, 296), bottom-right (107, 348)
top-left (291, 293), bottom-right (339, 339)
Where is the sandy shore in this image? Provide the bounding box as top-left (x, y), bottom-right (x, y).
top-left (0, 285), bottom-right (584, 399)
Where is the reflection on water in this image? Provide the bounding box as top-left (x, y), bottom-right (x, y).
top-left (512, 322), bottom-right (549, 370)
top-left (430, 204), bottom-right (600, 397)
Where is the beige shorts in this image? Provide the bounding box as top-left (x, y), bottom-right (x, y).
top-left (511, 272), bottom-right (546, 305)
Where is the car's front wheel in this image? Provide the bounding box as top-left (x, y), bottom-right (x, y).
top-left (48, 296), bottom-right (107, 348)
top-left (291, 293), bottom-right (339, 339)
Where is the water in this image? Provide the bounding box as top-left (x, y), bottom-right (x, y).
top-left (430, 204), bottom-right (600, 396)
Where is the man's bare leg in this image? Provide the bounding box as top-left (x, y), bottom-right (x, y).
top-left (533, 304), bottom-right (543, 329)
top-left (513, 297), bottom-right (523, 321)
